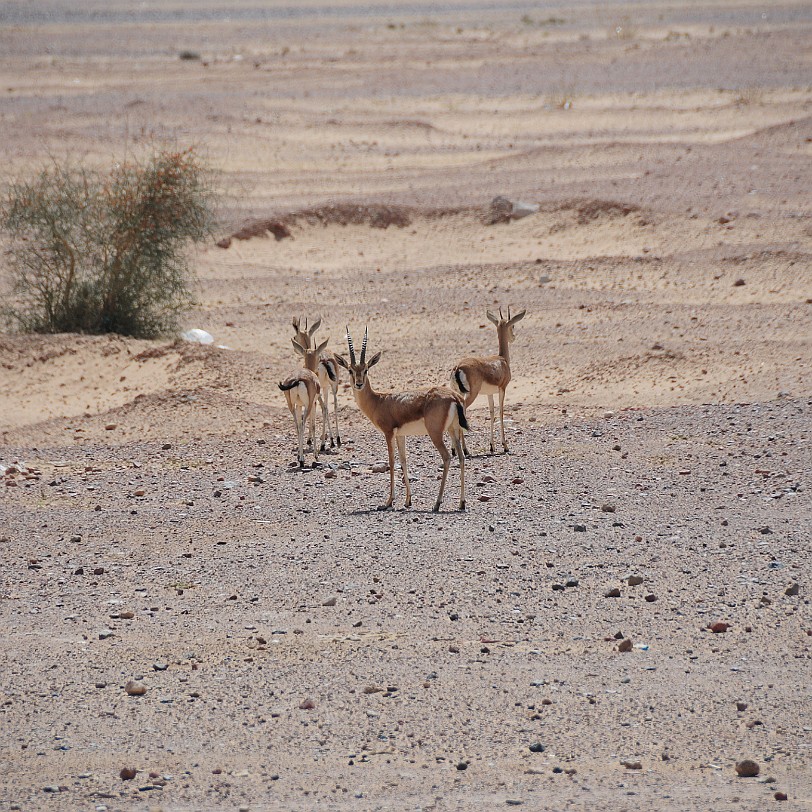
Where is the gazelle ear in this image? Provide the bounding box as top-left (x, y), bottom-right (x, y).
top-left (334, 353), bottom-right (349, 369)
top-left (486, 309), bottom-right (499, 325)
top-left (367, 351), bottom-right (382, 368)
top-left (316, 337), bottom-right (330, 354)
top-left (291, 338), bottom-right (306, 356)
top-left (508, 309), bottom-right (526, 325)
top-left (308, 317), bottom-right (321, 337)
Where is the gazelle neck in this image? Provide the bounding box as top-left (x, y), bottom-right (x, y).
top-left (497, 326), bottom-right (511, 364)
top-left (352, 376), bottom-right (383, 417)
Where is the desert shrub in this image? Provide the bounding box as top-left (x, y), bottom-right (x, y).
top-left (1, 148), bottom-right (214, 338)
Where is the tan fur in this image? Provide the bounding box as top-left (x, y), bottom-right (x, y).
top-left (336, 329), bottom-right (467, 512)
top-left (452, 307), bottom-right (525, 454)
top-left (278, 365), bottom-right (321, 468)
top-left (292, 316), bottom-right (342, 449)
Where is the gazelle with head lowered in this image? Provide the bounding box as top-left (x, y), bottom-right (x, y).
top-left (335, 327), bottom-right (468, 512)
top-left (278, 337), bottom-right (329, 467)
top-left (451, 306), bottom-right (526, 455)
top-left (291, 316), bottom-right (342, 450)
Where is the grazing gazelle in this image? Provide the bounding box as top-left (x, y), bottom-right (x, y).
top-left (451, 306), bottom-right (526, 455)
top-left (278, 340), bottom-right (328, 467)
top-left (291, 316), bottom-right (342, 449)
top-left (335, 327), bottom-right (468, 512)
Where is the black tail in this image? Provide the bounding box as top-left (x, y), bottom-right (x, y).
top-left (455, 400), bottom-right (470, 431)
top-left (454, 367), bottom-right (469, 395)
top-left (321, 358), bottom-right (337, 382)
top-left (278, 380), bottom-right (298, 391)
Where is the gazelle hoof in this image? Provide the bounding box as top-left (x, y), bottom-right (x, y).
top-left (377, 503), bottom-right (392, 512)
top-left (459, 501), bottom-right (466, 511)
top-left (432, 503), bottom-right (441, 513)
top-left (337, 437), bottom-right (342, 447)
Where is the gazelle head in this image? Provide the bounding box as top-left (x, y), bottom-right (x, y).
top-left (487, 306), bottom-right (526, 343)
top-left (291, 315), bottom-right (321, 350)
top-left (334, 326), bottom-right (381, 390)
top-left (292, 336), bottom-right (330, 371)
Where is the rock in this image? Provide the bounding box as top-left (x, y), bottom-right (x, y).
top-left (775, 792), bottom-right (788, 801)
top-left (785, 582), bottom-right (799, 596)
top-left (565, 578), bottom-right (579, 588)
top-left (736, 701), bottom-right (748, 711)
top-left (735, 759), bottom-right (760, 778)
top-left (119, 610), bottom-right (134, 620)
top-left (506, 801), bottom-right (524, 806)
top-left (573, 524), bottom-right (587, 532)
top-left (299, 698), bottom-right (316, 710)
top-left (644, 593), bottom-right (658, 602)
top-left (623, 761), bottom-right (643, 770)
top-left (601, 503), bottom-right (616, 512)
top-left (93, 567), bottom-right (105, 575)
top-left (120, 767), bottom-right (137, 780)
top-left (487, 196), bottom-right (513, 224)
top-left (604, 587), bottom-right (621, 598)
top-left (322, 596), bottom-right (337, 607)
top-left (98, 629), bottom-right (114, 640)
top-left (371, 462), bottom-right (389, 473)
top-left (618, 638), bottom-right (633, 653)
top-left (180, 328), bottom-right (214, 345)
top-left (152, 662), bottom-right (168, 672)
top-left (528, 742), bottom-right (544, 753)
top-left (362, 685), bottom-right (384, 694)
top-left (456, 761), bottom-right (468, 771)
top-left (733, 277), bottom-right (745, 286)
top-left (627, 575), bottom-right (645, 586)
top-left (105, 423), bottom-right (117, 431)
top-left (551, 584), bottom-right (565, 591)
top-left (511, 200), bottom-right (539, 219)
top-left (710, 622), bottom-right (730, 633)
top-left (125, 681), bottom-right (146, 696)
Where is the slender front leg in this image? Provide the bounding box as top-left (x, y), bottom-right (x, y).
top-left (487, 394), bottom-right (496, 453)
top-left (499, 387), bottom-right (508, 452)
top-left (378, 432), bottom-right (395, 510)
top-left (332, 384), bottom-right (341, 447)
top-left (396, 435), bottom-right (411, 508)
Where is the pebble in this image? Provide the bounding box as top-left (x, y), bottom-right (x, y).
top-left (125, 681), bottom-right (146, 696)
top-left (736, 702), bottom-right (748, 711)
top-left (371, 463), bottom-right (388, 473)
top-left (775, 792), bottom-right (788, 801)
top-left (644, 593), bottom-right (658, 602)
top-left (299, 698), bottom-right (316, 710)
top-left (565, 578), bottom-right (579, 588)
top-left (456, 761), bottom-right (468, 771)
top-left (573, 524), bottom-right (586, 532)
top-left (322, 596), bottom-right (337, 607)
top-left (153, 662), bottom-right (168, 671)
top-left (120, 767), bottom-right (137, 780)
top-left (710, 622), bottom-right (730, 633)
top-left (618, 638), bottom-right (633, 653)
top-left (623, 761), bottom-right (643, 770)
top-left (785, 583), bottom-right (799, 596)
top-left (601, 503), bottom-right (616, 513)
top-left (506, 800), bottom-right (524, 806)
top-left (735, 759), bottom-right (760, 778)
top-left (627, 575), bottom-right (645, 586)
top-left (528, 742), bottom-right (544, 753)
top-left (604, 588), bottom-right (622, 598)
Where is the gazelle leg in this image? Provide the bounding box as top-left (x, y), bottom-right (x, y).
top-left (319, 393), bottom-right (329, 452)
top-left (378, 433), bottom-right (395, 510)
top-left (294, 405), bottom-right (305, 467)
top-left (307, 403), bottom-right (319, 462)
top-left (428, 428), bottom-right (451, 513)
top-left (499, 387), bottom-right (508, 452)
top-left (396, 435), bottom-right (411, 508)
top-left (332, 384), bottom-right (341, 447)
top-left (487, 394), bottom-right (496, 453)
top-left (452, 430), bottom-right (466, 511)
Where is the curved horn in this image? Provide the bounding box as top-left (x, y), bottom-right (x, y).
top-left (346, 326), bottom-right (356, 364)
top-left (360, 326), bottom-right (368, 364)
top-left (507, 305), bottom-right (511, 321)
top-left (499, 306), bottom-right (504, 321)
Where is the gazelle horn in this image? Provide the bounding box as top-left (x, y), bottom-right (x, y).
top-left (346, 326), bottom-right (357, 364)
top-left (361, 326), bottom-right (368, 363)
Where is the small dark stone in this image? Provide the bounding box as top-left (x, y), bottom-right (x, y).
top-left (573, 524), bottom-right (587, 532)
top-left (736, 701), bottom-right (748, 712)
top-left (618, 638), bottom-right (633, 653)
top-left (565, 578), bottom-right (579, 588)
top-left (120, 767), bottom-right (137, 780)
top-left (552, 583), bottom-right (565, 591)
top-left (775, 792), bottom-right (788, 801)
top-left (785, 583), bottom-right (799, 596)
top-left (456, 761), bottom-right (468, 771)
top-left (735, 759), bottom-right (760, 778)
top-left (644, 593), bottom-right (658, 602)
top-left (604, 587), bottom-right (621, 598)
top-left (528, 742), bottom-right (544, 753)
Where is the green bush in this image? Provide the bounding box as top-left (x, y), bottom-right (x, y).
top-left (1, 148), bottom-right (214, 338)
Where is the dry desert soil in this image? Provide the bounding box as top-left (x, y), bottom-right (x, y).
top-left (0, 1), bottom-right (811, 810)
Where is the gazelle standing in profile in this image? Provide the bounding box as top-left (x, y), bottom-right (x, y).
top-left (335, 327), bottom-right (468, 512)
top-left (278, 338), bottom-right (330, 467)
top-left (291, 316), bottom-right (342, 450)
top-left (451, 306), bottom-right (526, 455)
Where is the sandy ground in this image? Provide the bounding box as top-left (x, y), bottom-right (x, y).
top-left (1, 1), bottom-right (811, 810)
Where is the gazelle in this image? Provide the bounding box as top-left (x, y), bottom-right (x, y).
top-left (451, 306), bottom-right (526, 455)
top-left (278, 339), bottom-right (328, 467)
top-left (291, 316), bottom-right (342, 449)
top-left (334, 327), bottom-right (468, 512)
